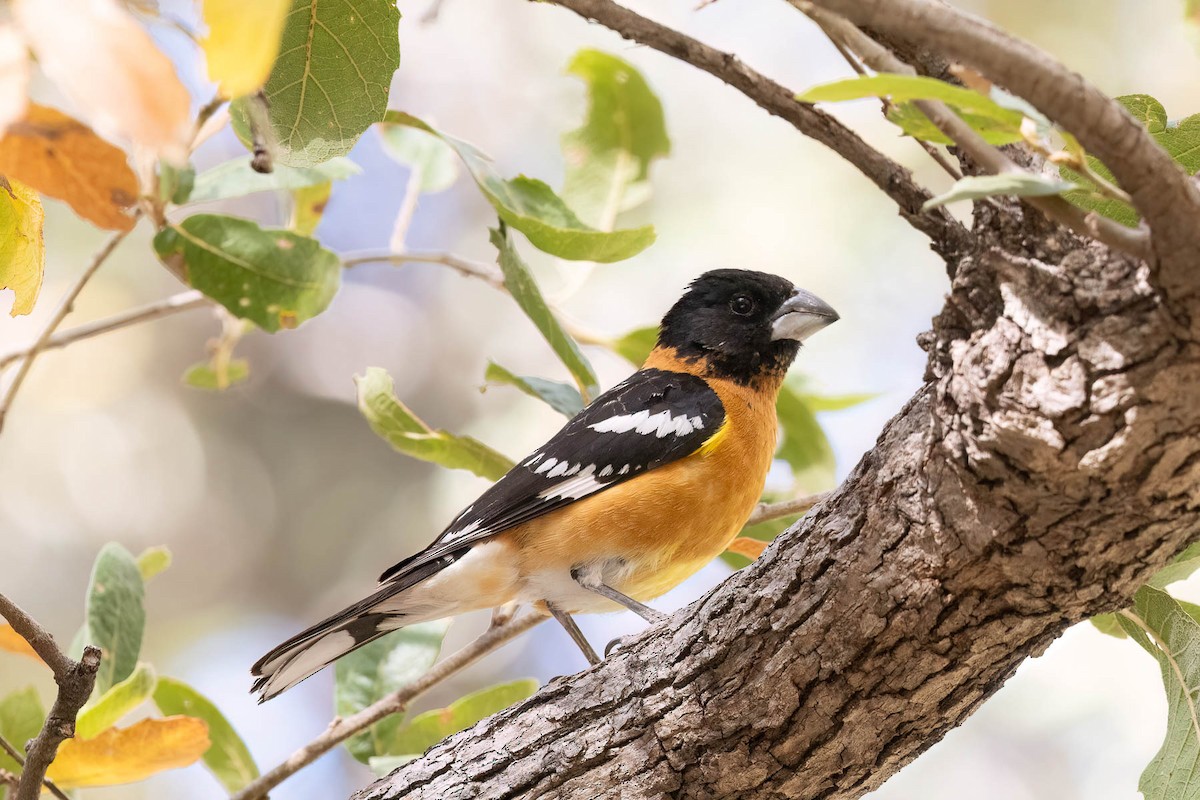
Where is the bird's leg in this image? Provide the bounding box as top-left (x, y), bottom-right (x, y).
top-left (570, 566), bottom-right (667, 624)
top-left (545, 601), bottom-right (601, 666)
top-left (489, 601), bottom-right (519, 629)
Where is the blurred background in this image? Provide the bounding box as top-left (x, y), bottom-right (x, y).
top-left (1, 0), bottom-right (1196, 797)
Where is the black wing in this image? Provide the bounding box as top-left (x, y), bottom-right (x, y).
top-left (379, 368), bottom-right (725, 582)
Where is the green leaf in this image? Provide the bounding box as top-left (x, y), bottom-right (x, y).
top-left (1063, 95), bottom-right (1200, 227)
top-left (367, 755), bottom-right (415, 776)
top-left (135, 546), bottom-right (171, 582)
top-left (230, 0), bottom-right (400, 166)
top-left (484, 361), bottom-right (584, 418)
top-left (85, 543), bottom-right (145, 695)
top-left (188, 157), bottom-right (360, 204)
top-left (153, 677), bottom-right (259, 793)
top-left (775, 384), bottom-right (836, 490)
top-left (1090, 612), bottom-right (1128, 639)
top-left (610, 325), bottom-right (659, 366)
top-left (885, 102), bottom-right (1025, 146)
top-left (922, 173), bottom-right (1077, 211)
top-left (382, 678), bottom-right (539, 757)
top-left (377, 125), bottom-right (458, 193)
top-left (383, 112), bottom-right (655, 262)
top-left (335, 621), bottom-right (451, 763)
top-left (158, 162), bottom-right (195, 205)
top-left (153, 214), bottom-right (341, 333)
top-left (76, 662), bottom-right (156, 740)
top-left (183, 359), bottom-right (251, 391)
top-left (356, 367), bottom-right (515, 480)
top-left (290, 181), bottom-right (332, 236)
top-left (491, 227), bottom-right (600, 399)
top-left (0, 687), bottom-right (44, 776)
top-left (797, 391), bottom-right (879, 412)
top-left (561, 48), bottom-right (669, 226)
top-left (1119, 586), bottom-right (1200, 800)
top-left (801, 75), bottom-right (1026, 145)
top-left (1149, 542), bottom-right (1200, 589)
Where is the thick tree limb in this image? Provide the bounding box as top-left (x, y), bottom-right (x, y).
top-left (808, 0), bottom-right (1200, 308)
top-left (539, 0), bottom-right (969, 254)
top-left (359, 191), bottom-right (1198, 800)
top-left (0, 593), bottom-right (100, 800)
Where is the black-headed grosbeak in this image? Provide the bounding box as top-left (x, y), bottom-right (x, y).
top-left (252, 269), bottom-right (838, 700)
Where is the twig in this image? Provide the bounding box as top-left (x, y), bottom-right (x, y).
top-left (232, 611), bottom-right (544, 800)
top-left (341, 250), bottom-right (506, 290)
top-left (0, 290), bottom-right (208, 371)
top-left (792, 3), bottom-right (1151, 260)
top-left (538, 0), bottom-right (967, 249)
top-left (747, 491), bottom-right (828, 526)
top-left (0, 226), bottom-right (133, 433)
top-left (0, 735), bottom-right (69, 800)
top-left (0, 593), bottom-right (100, 800)
top-left (808, 0), bottom-right (1197, 270)
top-left (245, 92), bottom-right (275, 174)
top-left (388, 163), bottom-right (424, 253)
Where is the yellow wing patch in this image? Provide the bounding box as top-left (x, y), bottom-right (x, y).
top-left (698, 417), bottom-right (731, 457)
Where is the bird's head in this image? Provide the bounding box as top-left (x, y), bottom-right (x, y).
top-left (655, 269), bottom-right (839, 386)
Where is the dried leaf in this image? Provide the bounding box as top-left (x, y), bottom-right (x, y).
top-left (0, 176), bottom-right (44, 316)
top-left (0, 624), bottom-right (40, 662)
top-left (46, 716), bottom-right (209, 788)
top-left (14, 0), bottom-right (190, 157)
top-left (0, 104), bottom-right (138, 231)
top-left (725, 537), bottom-right (769, 561)
top-left (0, 24), bottom-right (29, 134)
top-left (202, 0), bottom-right (290, 98)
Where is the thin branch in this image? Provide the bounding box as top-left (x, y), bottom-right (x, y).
top-left (747, 491), bottom-right (828, 525)
top-left (538, 0), bottom-right (968, 249)
top-left (0, 736), bottom-right (69, 800)
top-left (793, 3), bottom-right (1151, 260)
top-left (231, 612), bottom-right (545, 800)
top-left (0, 593), bottom-right (100, 800)
top-left (341, 250), bottom-right (506, 290)
top-left (0, 291), bottom-right (208, 372)
top-left (808, 0), bottom-right (1199, 273)
top-left (0, 226), bottom-right (133, 433)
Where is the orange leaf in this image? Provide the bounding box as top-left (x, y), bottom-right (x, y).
top-left (13, 0), bottom-right (190, 158)
top-left (0, 624), bottom-right (41, 662)
top-left (0, 24), bottom-right (29, 134)
top-left (0, 104), bottom-right (138, 231)
top-left (46, 716), bottom-right (210, 789)
top-left (725, 537), bottom-right (769, 561)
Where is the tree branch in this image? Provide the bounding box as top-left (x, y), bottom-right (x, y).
top-left (793, 3), bottom-right (1151, 260)
top-left (537, 0), bottom-right (970, 253)
top-left (0, 593), bottom-right (101, 800)
top-left (341, 250), bottom-right (506, 290)
top-left (0, 290), bottom-right (208, 371)
top-left (0, 735), bottom-right (70, 800)
top-left (0, 226), bottom-right (133, 434)
top-left (746, 491), bottom-right (827, 525)
top-left (808, 0), bottom-right (1200, 298)
top-left (233, 612), bottom-right (544, 800)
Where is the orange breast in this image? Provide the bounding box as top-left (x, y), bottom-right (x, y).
top-left (507, 363), bottom-right (780, 604)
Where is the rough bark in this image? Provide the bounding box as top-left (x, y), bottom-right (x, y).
top-left (355, 3), bottom-right (1200, 798)
top-left (358, 191), bottom-right (1199, 799)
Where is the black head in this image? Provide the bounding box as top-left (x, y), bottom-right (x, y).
top-left (657, 269), bottom-right (838, 385)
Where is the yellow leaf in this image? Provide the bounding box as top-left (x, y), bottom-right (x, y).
top-left (0, 623), bottom-right (41, 662)
top-left (0, 104), bottom-right (138, 231)
top-left (0, 24), bottom-right (29, 134)
top-left (46, 716), bottom-right (210, 789)
top-left (0, 176), bottom-right (43, 316)
top-left (202, 0), bottom-right (289, 99)
top-left (13, 0), bottom-right (190, 158)
top-left (725, 537), bottom-right (768, 561)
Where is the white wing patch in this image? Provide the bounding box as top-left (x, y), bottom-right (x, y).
top-left (589, 409), bottom-right (704, 438)
top-left (538, 465), bottom-right (604, 501)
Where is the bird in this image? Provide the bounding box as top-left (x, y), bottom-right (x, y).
top-left (251, 268), bottom-right (838, 701)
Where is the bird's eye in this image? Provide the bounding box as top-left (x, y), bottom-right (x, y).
top-left (729, 294), bottom-right (755, 316)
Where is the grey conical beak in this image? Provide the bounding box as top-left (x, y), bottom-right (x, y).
top-left (770, 288), bottom-right (839, 342)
